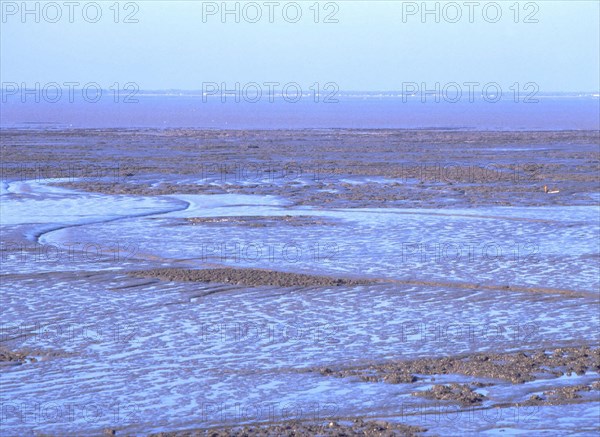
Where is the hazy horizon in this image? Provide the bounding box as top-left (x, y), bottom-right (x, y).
top-left (2, 1), bottom-right (599, 92)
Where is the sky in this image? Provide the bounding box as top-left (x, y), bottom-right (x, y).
top-left (1, 1), bottom-right (599, 91)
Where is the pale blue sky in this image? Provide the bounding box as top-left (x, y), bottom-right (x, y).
top-left (1, 1), bottom-right (599, 91)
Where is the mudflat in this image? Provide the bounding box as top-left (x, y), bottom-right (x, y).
top-left (1, 128), bottom-right (598, 436)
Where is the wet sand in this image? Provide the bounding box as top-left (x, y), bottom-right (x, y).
top-left (317, 345), bottom-right (600, 393)
top-left (147, 419), bottom-right (427, 437)
top-left (1, 128), bottom-right (599, 436)
top-left (2, 129), bottom-right (598, 209)
top-left (130, 268), bottom-right (372, 288)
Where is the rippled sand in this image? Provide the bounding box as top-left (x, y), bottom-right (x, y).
top-left (1, 129), bottom-right (599, 436)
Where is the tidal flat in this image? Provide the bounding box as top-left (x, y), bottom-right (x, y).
top-left (1, 129), bottom-right (599, 436)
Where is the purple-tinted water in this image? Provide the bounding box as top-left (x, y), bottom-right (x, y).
top-left (1, 94), bottom-right (598, 130)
